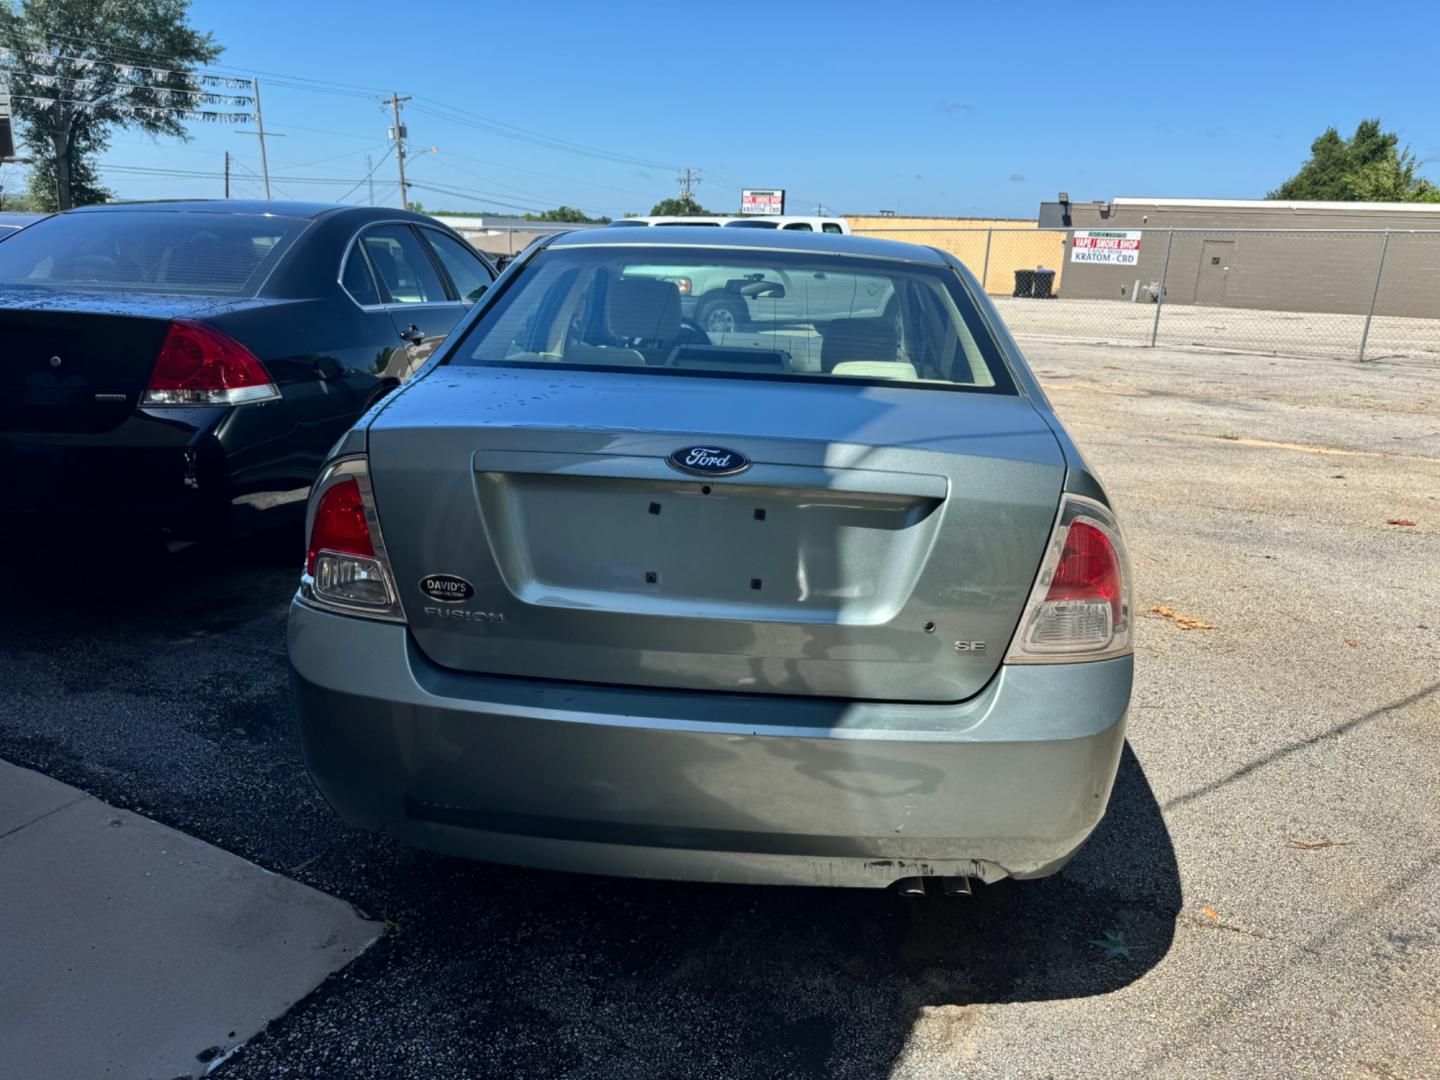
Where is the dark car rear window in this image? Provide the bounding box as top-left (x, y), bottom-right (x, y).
top-left (0, 211), bottom-right (306, 296)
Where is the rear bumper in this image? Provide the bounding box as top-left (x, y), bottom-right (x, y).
top-left (0, 406), bottom-right (309, 537)
top-left (288, 601), bottom-right (1132, 888)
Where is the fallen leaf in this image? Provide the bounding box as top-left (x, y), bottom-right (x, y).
top-left (1420, 624), bottom-right (1431, 630)
top-left (1285, 838), bottom-right (1350, 850)
top-left (1386, 518), bottom-right (1417, 526)
top-left (1345, 639), bottom-right (1358, 648)
top-left (1150, 605), bottom-right (1215, 630)
top-left (1202, 905), bottom-right (1220, 922)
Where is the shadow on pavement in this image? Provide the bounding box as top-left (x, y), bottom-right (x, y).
top-left (218, 745), bottom-right (1179, 1080)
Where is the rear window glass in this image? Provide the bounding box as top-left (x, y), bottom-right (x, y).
top-left (0, 211), bottom-right (304, 295)
top-left (450, 245), bottom-right (1015, 394)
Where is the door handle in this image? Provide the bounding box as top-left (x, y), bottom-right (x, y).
top-left (399, 324), bottom-right (425, 346)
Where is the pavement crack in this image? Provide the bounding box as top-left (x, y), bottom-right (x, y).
top-left (0, 793), bottom-right (89, 841)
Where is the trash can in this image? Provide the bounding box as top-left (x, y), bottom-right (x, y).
top-left (1012, 269), bottom-right (1035, 297)
top-left (1032, 268), bottom-right (1056, 299)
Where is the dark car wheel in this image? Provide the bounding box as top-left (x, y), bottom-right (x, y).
top-left (696, 296), bottom-right (746, 335)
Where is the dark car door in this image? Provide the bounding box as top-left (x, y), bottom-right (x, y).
top-left (357, 224), bottom-right (467, 378)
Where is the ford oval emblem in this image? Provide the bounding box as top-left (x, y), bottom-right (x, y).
top-left (667, 445), bottom-right (751, 477)
top-left (419, 573), bottom-right (474, 604)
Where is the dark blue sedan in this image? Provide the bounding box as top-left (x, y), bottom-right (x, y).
top-left (0, 201), bottom-right (495, 538)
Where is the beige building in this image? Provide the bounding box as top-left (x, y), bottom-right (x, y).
top-left (845, 215), bottom-right (1067, 294)
top-left (1052, 197), bottom-right (1440, 318)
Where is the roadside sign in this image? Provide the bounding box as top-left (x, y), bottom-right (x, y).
top-left (741, 188), bottom-right (784, 216)
top-left (1071, 230), bottom-right (1142, 266)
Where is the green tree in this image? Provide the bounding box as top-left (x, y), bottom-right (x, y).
top-left (523, 205), bottom-right (610, 224)
top-left (649, 195), bottom-right (712, 216)
top-left (1269, 119), bottom-right (1439, 202)
top-left (0, 0), bottom-right (221, 210)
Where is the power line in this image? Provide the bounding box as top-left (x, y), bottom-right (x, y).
top-left (334, 146), bottom-right (392, 203)
top-left (407, 100), bottom-right (683, 172)
top-left (423, 154), bottom-right (627, 216)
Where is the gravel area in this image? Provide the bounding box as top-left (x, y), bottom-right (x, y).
top-left (0, 339), bottom-right (1435, 1078)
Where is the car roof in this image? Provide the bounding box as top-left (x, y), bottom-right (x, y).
top-left (548, 226), bottom-right (946, 264)
top-left (63, 199), bottom-right (352, 220)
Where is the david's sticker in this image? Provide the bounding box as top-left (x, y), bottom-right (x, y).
top-left (419, 574), bottom-right (474, 604)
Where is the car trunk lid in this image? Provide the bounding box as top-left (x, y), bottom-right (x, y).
top-left (369, 367), bottom-right (1066, 702)
top-left (0, 288), bottom-right (253, 434)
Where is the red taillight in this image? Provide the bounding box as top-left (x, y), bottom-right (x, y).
top-left (300, 461), bottom-right (402, 619)
top-left (306, 477), bottom-right (373, 576)
top-left (143, 321), bottom-right (278, 405)
top-left (1006, 495), bottom-right (1132, 662)
top-left (1045, 521), bottom-right (1123, 627)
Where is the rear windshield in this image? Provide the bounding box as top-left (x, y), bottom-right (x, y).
top-left (449, 245), bottom-right (1015, 393)
top-left (0, 211), bottom-right (305, 296)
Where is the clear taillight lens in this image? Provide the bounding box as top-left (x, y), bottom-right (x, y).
top-left (1005, 494), bottom-right (1131, 663)
top-left (299, 458), bottom-right (405, 621)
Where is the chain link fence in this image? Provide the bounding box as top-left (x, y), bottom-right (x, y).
top-left (851, 226), bottom-right (1440, 362)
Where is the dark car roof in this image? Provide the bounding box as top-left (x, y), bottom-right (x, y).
top-left (64, 200), bottom-right (354, 220)
top-left (547, 225), bottom-right (947, 265)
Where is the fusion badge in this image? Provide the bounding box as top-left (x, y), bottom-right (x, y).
top-left (666, 445), bottom-right (751, 477)
top-left (420, 574), bottom-right (475, 604)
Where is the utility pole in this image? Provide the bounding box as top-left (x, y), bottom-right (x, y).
top-left (252, 80), bottom-right (270, 199)
top-left (677, 167), bottom-right (701, 202)
top-left (388, 92), bottom-right (412, 209)
top-left (365, 153), bottom-right (374, 205)
top-left (223, 151), bottom-right (229, 198)
top-left (234, 81), bottom-right (282, 200)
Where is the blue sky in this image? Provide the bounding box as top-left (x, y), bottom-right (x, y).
top-left (49, 0), bottom-right (1440, 217)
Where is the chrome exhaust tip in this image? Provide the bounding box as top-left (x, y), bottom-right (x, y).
top-left (893, 875), bottom-right (975, 898)
top-left (941, 876), bottom-right (974, 897)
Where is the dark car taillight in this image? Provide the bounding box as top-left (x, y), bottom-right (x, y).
top-left (141, 320), bottom-right (280, 406)
top-left (299, 458), bottom-right (405, 621)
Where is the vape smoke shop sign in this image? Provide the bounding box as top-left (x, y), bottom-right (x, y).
top-left (741, 189), bottom-right (785, 215)
top-left (1071, 230), bottom-right (1142, 266)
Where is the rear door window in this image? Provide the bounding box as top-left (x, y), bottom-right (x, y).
top-left (821, 222), bottom-right (844, 234)
top-left (340, 246), bottom-right (382, 306)
top-left (360, 225), bottom-right (447, 304)
top-left (419, 228), bottom-right (494, 302)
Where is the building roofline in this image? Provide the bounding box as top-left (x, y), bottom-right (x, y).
top-left (1112, 196), bottom-right (1440, 214)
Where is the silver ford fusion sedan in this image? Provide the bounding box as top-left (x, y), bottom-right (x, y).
top-left (288, 228), bottom-right (1133, 891)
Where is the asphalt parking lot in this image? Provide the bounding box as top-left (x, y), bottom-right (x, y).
top-left (1, 339), bottom-right (1436, 1079)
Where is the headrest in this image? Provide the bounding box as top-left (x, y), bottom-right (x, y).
top-left (821, 317), bottom-right (898, 372)
top-left (607, 277), bottom-right (681, 341)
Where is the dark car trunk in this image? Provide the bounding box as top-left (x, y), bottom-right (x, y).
top-left (0, 289), bottom-right (246, 435)
top-left (368, 368), bottom-right (1067, 703)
